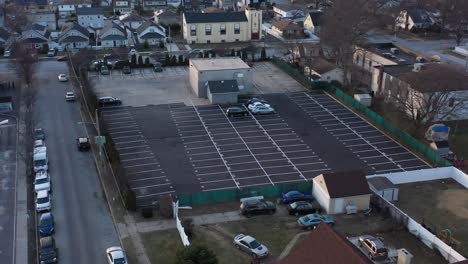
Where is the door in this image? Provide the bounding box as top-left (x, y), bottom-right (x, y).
top-left (334, 198), bottom-right (344, 214)
top-left (113, 40), bottom-right (116, 47)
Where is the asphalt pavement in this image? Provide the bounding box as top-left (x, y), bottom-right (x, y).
top-left (33, 61), bottom-right (119, 263)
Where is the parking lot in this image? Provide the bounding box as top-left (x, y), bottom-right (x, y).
top-left (100, 91), bottom-right (431, 206)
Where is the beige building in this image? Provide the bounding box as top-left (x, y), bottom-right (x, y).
top-left (312, 171), bottom-right (371, 215)
top-left (189, 57), bottom-right (252, 99)
top-left (182, 8), bottom-right (262, 44)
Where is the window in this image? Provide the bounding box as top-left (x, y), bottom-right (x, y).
top-left (220, 24), bottom-right (226, 35)
top-left (192, 41), bottom-right (195, 44)
top-left (235, 39), bottom-right (239, 42)
top-left (207, 40), bottom-right (210, 44)
top-left (205, 24), bottom-right (211, 35)
top-left (221, 40), bottom-right (225, 43)
top-left (234, 23), bottom-right (240, 34)
top-left (190, 25), bottom-right (196, 36)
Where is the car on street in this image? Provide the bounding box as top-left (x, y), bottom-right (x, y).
top-left (39, 236), bottom-right (58, 263)
top-left (65, 92), bottom-right (76, 101)
top-left (297, 213), bottom-right (334, 229)
top-left (34, 128), bottom-right (46, 140)
top-left (56, 56), bottom-right (67, 61)
top-left (98, 96), bottom-right (122, 107)
top-left (106, 246), bottom-right (128, 264)
top-left (239, 199), bottom-right (276, 217)
top-left (34, 171), bottom-right (51, 193)
top-left (36, 190), bottom-right (51, 212)
top-left (233, 234), bottom-right (269, 258)
top-left (122, 65), bottom-right (131, 74)
top-left (47, 48), bottom-right (57, 57)
top-left (3, 50), bottom-right (11, 57)
top-left (226, 106), bottom-right (249, 117)
top-left (57, 74), bottom-right (68, 82)
top-left (38, 212), bottom-right (55, 236)
top-left (287, 201), bottom-right (322, 216)
top-left (358, 235), bottom-right (388, 261)
top-left (280, 190), bottom-right (314, 204)
top-left (250, 105), bottom-right (275, 115)
top-left (77, 137), bottom-right (91, 151)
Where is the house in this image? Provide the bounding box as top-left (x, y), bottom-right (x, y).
top-left (113, 0), bottom-right (133, 15)
top-left (142, 0), bottom-right (167, 11)
top-left (58, 5), bottom-right (76, 19)
top-left (271, 20), bottom-right (304, 39)
top-left (189, 57), bottom-right (252, 98)
top-left (206, 80), bottom-right (239, 104)
top-left (216, 0), bottom-right (235, 10)
top-left (295, 42), bottom-right (321, 59)
top-left (15, 0), bottom-right (48, 9)
top-left (27, 10), bottom-right (57, 31)
top-left (182, 8), bottom-right (262, 44)
top-left (136, 21), bottom-right (165, 45)
top-left (280, 223), bottom-right (372, 264)
top-left (153, 8), bottom-right (180, 26)
top-left (303, 10), bottom-right (323, 34)
top-left (119, 13), bottom-right (145, 30)
top-left (0, 27), bottom-right (12, 48)
top-left (374, 63), bottom-right (468, 121)
top-left (58, 23), bottom-right (89, 50)
top-left (19, 23), bottom-right (51, 50)
top-left (77, 7), bottom-right (104, 29)
top-left (273, 5), bottom-right (304, 19)
top-left (304, 58), bottom-right (344, 84)
top-left (99, 22), bottom-right (127, 48)
top-left (397, 8), bottom-right (435, 31)
top-left (312, 171), bottom-right (371, 214)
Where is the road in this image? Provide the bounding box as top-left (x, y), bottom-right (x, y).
top-left (367, 32), bottom-right (468, 66)
top-left (33, 60), bottom-right (119, 263)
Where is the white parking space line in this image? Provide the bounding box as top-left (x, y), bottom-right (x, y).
top-left (129, 176), bottom-right (167, 182)
top-left (113, 134), bottom-right (142, 140)
top-left (121, 156), bottom-right (155, 162)
top-left (368, 161), bottom-right (394, 166)
top-left (385, 152), bottom-right (410, 156)
top-left (194, 164), bottom-right (227, 169)
top-left (124, 163), bottom-right (161, 168)
top-left (136, 191), bottom-right (175, 198)
top-left (133, 183), bottom-right (171, 190)
top-left (226, 161), bottom-right (258, 166)
top-left (341, 138), bottom-right (362, 142)
top-left (117, 145), bottom-right (150, 150)
top-left (119, 150), bottom-right (152, 156)
top-left (200, 178), bottom-right (236, 184)
top-left (187, 151), bottom-right (219, 156)
top-left (186, 145), bottom-right (215, 150)
top-left (402, 165), bottom-right (428, 170)
top-left (379, 146), bottom-right (401, 150)
top-left (107, 120), bottom-right (136, 125)
top-left (127, 169), bottom-right (163, 176)
top-left (109, 125), bottom-right (137, 130)
top-left (111, 130), bottom-right (140, 135)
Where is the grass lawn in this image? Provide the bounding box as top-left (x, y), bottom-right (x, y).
top-left (122, 237), bottom-right (139, 264)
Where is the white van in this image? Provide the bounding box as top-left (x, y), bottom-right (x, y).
top-left (36, 190), bottom-right (51, 212)
top-left (33, 146), bottom-right (48, 172)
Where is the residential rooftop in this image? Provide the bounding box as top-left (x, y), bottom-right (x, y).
top-left (362, 42), bottom-right (418, 65)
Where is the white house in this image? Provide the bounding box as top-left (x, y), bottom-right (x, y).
top-left (27, 10), bottom-right (56, 31)
top-left (77, 7), bottom-right (104, 29)
top-left (119, 13), bottom-right (145, 30)
top-left (303, 11), bottom-right (322, 34)
top-left (136, 21), bottom-right (165, 45)
top-left (58, 4), bottom-right (76, 18)
top-left (19, 24), bottom-right (51, 50)
top-left (312, 171), bottom-right (371, 215)
top-left (142, 0), bottom-right (167, 11)
top-left (396, 8), bottom-right (435, 31)
top-left (113, 0), bottom-right (133, 15)
top-left (305, 58), bottom-right (344, 84)
top-left (59, 23), bottom-right (89, 50)
top-left (273, 5), bottom-right (304, 19)
top-left (99, 22), bottom-right (127, 48)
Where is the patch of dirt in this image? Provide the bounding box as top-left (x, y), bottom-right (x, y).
top-left (437, 189), bottom-right (468, 220)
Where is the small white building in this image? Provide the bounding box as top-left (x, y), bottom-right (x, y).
top-left (136, 21), bottom-right (166, 45)
top-left (59, 23), bottom-right (90, 50)
top-left (77, 7), bottom-right (104, 29)
top-left (58, 5), bottom-right (76, 18)
top-left (313, 171), bottom-right (371, 215)
top-left (99, 22), bottom-right (127, 48)
top-left (189, 57), bottom-right (252, 98)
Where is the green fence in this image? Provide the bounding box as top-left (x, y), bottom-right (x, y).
top-left (270, 57), bottom-right (451, 168)
top-left (178, 181), bottom-right (311, 207)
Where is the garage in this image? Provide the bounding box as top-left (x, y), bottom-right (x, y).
top-left (312, 171), bottom-right (371, 214)
top-left (206, 80), bottom-right (239, 104)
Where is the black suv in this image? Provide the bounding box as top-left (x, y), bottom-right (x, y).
top-left (39, 236), bottom-right (58, 263)
top-left (240, 199), bottom-right (276, 217)
top-left (98, 97), bottom-right (122, 107)
top-left (226, 106), bottom-right (249, 117)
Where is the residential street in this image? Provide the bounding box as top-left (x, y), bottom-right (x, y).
top-left (367, 32), bottom-right (468, 66)
top-left (33, 60), bottom-right (119, 263)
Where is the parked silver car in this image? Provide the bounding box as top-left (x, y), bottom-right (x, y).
top-left (233, 234), bottom-right (268, 258)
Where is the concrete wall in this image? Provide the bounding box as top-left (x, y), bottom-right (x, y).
top-left (207, 90), bottom-right (238, 104)
top-left (190, 67), bottom-right (252, 98)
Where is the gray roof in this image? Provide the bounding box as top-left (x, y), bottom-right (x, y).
top-left (63, 23), bottom-right (89, 37)
top-left (136, 20), bottom-right (164, 34)
top-left (184, 12), bottom-right (248, 23)
top-left (76, 7), bottom-right (103, 16)
top-left (100, 22), bottom-right (126, 37)
top-left (101, 35), bottom-right (127, 41)
top-left (207, 80), bottom-right (239, 94)
top-left (120, 13), bottom-right (145, 22)
top-left (22, 37), bottom-right (48, 44)
top-left (407, 8), bottom-right (432, 24)
top-left (367, 177), bottom-right (396, 191)
top-left (140, 32), bottom-right (164, 39)
top-left (31, 23), bottom-right (47, 31)
top-left (0, 27), bottom-right (10, 41)
top-left (60, 35), bottom-right (89, 43)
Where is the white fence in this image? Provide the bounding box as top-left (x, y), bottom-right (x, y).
top-left (173, 201), bottom-right (190, 247)
top-left (367, 167), bottom-right (467, 263)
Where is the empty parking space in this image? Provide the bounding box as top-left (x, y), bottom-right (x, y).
top-left (88, 67), bottom-right (189, 81)
top-left (288, 92), bottom-right (431, 174)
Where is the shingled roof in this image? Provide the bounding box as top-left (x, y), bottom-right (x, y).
top-left (320, 171), bottom-right (371, 198)
top-left (184, 12), bottom-right (247, 23)
top-left (281, 223), bottom-right (373, 264)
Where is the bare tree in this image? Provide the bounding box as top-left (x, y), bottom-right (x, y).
top-left (444, 0), bottom-right (468, 46)
top-left (13, 43), bottom-right (38, 109)
top-left (320, 0), bottom-right (379, 86)
top-left (4, 5), bottom-right (28, 33)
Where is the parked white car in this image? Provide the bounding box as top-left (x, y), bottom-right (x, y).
top-left (248, 101), bottom-right (271, 111)
top-left (57, 74), bottom-right (68, 82)
top-left (36, 190), bottom-right (51, 212)
top-left (106, 246), bottom-right (127, 264)
top-left (34, 171), bottom-right (51, 193)
top-left (233, 234), bottom-right (269, 258)
top-left (251, 105), bottom-right (275, 115)
top-left (65, 92), bottom-right (76, 101)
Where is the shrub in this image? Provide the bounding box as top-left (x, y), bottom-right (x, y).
top-left (138, 55), bottom-right (143, 66)
top-left (143, 40), bottom-right (149, 49)
top-left (261, 47), bottom-right (266, 60)
top-left (144, 57), bottom-right (150, 66)
top-left (131, 54), bottom-right (137, 66)
top-left (159, 40), bottom-right (165, 48)
top-left (178, 54), bottom-right (184, 65)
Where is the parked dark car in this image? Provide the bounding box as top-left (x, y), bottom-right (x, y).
top-left (122, 65), bottom-right (132, 74)
top-left (39, 236), bottom-right (58, 263)
top-left (114, 60), bottom-right (130, 70)
top-left (98, 97), bottom-right (122, 107)
top-left (358, 235), bottom-right (388, 261)
top-left (38, 212), bottom-right (55, 236)
top-left (287, 201), bottom-right (322, 216)
top-left (280, 190), bottom-right (314, 204)
top-left (153, 62), bottom-right (163, 72)
top-left (226, 106), bottom-right (249, 117)
top-left (240, 199), bottom-right (276, 217)
top-left (76, 137), bottom-right (91, 151)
